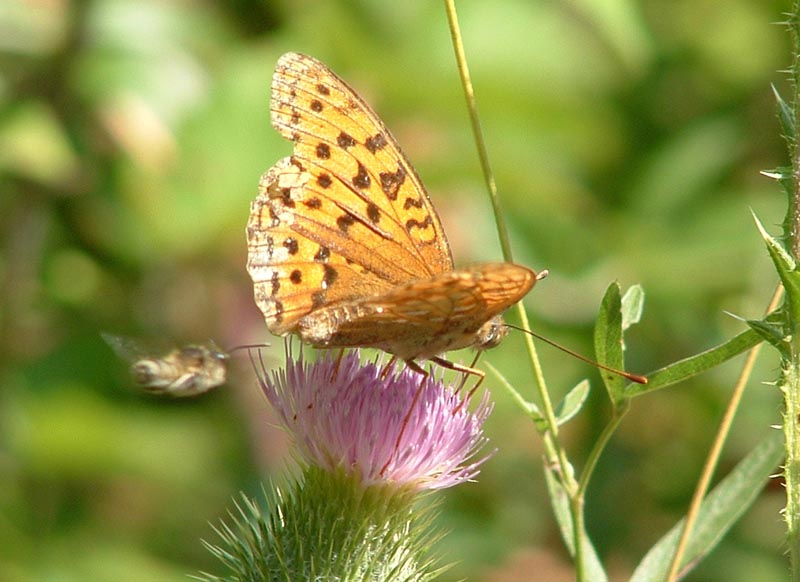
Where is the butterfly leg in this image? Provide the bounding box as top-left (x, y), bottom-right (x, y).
top-left (430, 356), bottom-right (485, 413)
top-left (450, 352), bottom-right (483, 394)
top-left (380, 359), bottom-right (430, 477)
top-left (380, 355), bottom-right (399, 380)
top-left (330, 348), bottom-right (346, 381)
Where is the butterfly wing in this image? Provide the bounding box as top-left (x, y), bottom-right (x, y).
top-left (247, 52), bottom-right (454, 335)
top-left (297, 263), bottom-right (537, 360)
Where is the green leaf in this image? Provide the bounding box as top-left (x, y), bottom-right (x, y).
top-left (630, 431), bottom-right (783, 582)
top-left (594, 282), bottom-right (626, 404)
top-left (753, 212), bottom-right (800, 316)
top-left (761, 166), bottom-right (794, 207)
top-left (544, 466), bottom-right (608, 582)
top-left (625, 329), bottom-right (763, 398)
top-left (621, 284), bottom-right (645, 330)
top-left (773, 83), bottom-right (795, 140)
top-left (554, 380), bottom-right (590, 426)
top-left (746, 307), bottom-right (788, 354)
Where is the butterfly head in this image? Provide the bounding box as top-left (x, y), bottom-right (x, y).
top-left (474, 315), bottom-right (509, 351)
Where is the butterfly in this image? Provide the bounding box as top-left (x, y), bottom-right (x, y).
top-left (246, 52), bottom-right (542, 377)
top-left (103, 333), bottom-right (229, 397)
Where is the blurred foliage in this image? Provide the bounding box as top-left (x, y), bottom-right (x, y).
top-left (0, 0), bottom-right (792, 580)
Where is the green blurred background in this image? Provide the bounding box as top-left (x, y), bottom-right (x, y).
top-left (0, 0), bottom-right (792, 580)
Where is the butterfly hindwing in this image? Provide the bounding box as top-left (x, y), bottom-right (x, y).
top-left (296, 263), bottom-right (536, 360)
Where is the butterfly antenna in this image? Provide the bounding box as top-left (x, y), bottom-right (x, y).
top-left (506, 324), bottom-right (648, 384)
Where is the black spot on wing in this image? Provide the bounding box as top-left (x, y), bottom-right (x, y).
top-left (283, 238), bottom-right (299, 255)
top-left (316, 143), bottom-right (331, 159)
top-left (311, 291), bottom-right (326, 309)
top-left (379, 166), bottom-right (406, 201)
top-left (403, 196), bottom-right (423, 210)
top-left (405, 215), bottom-right (433, 233)
top-left (353, 163), bottom-right (371, 189)
top-left (365, 133), bottom-right (387, 153)
top-left (366, 202), bottom-right (381, 224)
top-left (314, 246), bottom-right (330, 262)
top-left (270, 270), bottom-right (280, 295)
top-left (322, 264), bottom-right (338, 288)
top-left (280, 189), bottom-right (295, 208)
top-left (337, 213), bottom-right (355, 233)
top-left (337, 132), bottom-right (356, 149)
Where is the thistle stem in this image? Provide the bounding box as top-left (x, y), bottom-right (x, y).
top-left (784, 3), bottom-right (800, 577)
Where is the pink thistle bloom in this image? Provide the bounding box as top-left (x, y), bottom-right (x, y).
top-left (254, 350), bottom-right (494, 491)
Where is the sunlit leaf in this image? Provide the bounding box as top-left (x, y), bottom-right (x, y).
top-left (625, 330), bottom-right (763, 398)
top-left (554, 379), bottom-right (590, 426)
top-left (630, 432), bottom-right (782, 582)
top-left (595, 282), bottom-right (625, 404)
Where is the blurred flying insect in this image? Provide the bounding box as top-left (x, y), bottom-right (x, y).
top-left (102, 334), bottom-right (266, 397)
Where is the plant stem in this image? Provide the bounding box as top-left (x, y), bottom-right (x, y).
top-left (443, 0), bottom-right (584, 570)
top-left (443, 0), bottom-right (567, 438)
top-left (790, 5), bottom-right (800, 260)
top-left (577, 404), bottom-right (629, 500)
top-left (571, 494), bottom-right (587, 578)
top-left (441, 0), bottom-right (567, 473)
top-left (787, 4), bottom-right (800, 578)
top-left (786, 360), bottom-right (800, 582)
top-left (443, 0), bottom-right (512, 262)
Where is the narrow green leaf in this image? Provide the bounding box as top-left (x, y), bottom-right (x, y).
top-left (554, 380), bottom-right (590, 426)
top-left (753, 212), bottom-right (800, 315)
top-left (761, 166), bottom-right (794, 203)
top-left (595, 282), bottom-right (625, 404)
top-left (630, 431), bottom-right (782, 582)
top-left (773, 83), bottom-right (795, 139)
top-left (621, 284), bottom-right (645, 330)
top-left (544, 467), bottom-right (608, 582)
top-left (625, 329), bottom-right (763, 397)
top-left (747, 318), bottom-right (784, 348)
top-left (544, 466), bottom-right (575, 554)
top-left (747, 309), bottom-right (788, 354)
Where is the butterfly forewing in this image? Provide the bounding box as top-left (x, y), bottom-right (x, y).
top-left (269, 52), bottom-right (453, 274)
top-left (249, 52), bottom-right (456, 334)
top-left (249, 161), bottom-right (400, 334)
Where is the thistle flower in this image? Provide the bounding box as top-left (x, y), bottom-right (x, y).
top-left (255, 349), bottom-right (494, 491)
top-left (200, 349), bottom-right (494, 581)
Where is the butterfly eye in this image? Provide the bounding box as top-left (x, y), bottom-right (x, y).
top-left (475, 317), bottom-right (509, 351)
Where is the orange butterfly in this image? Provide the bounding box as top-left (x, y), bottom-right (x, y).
top-left (246, 53), bottom-right (541, 376)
